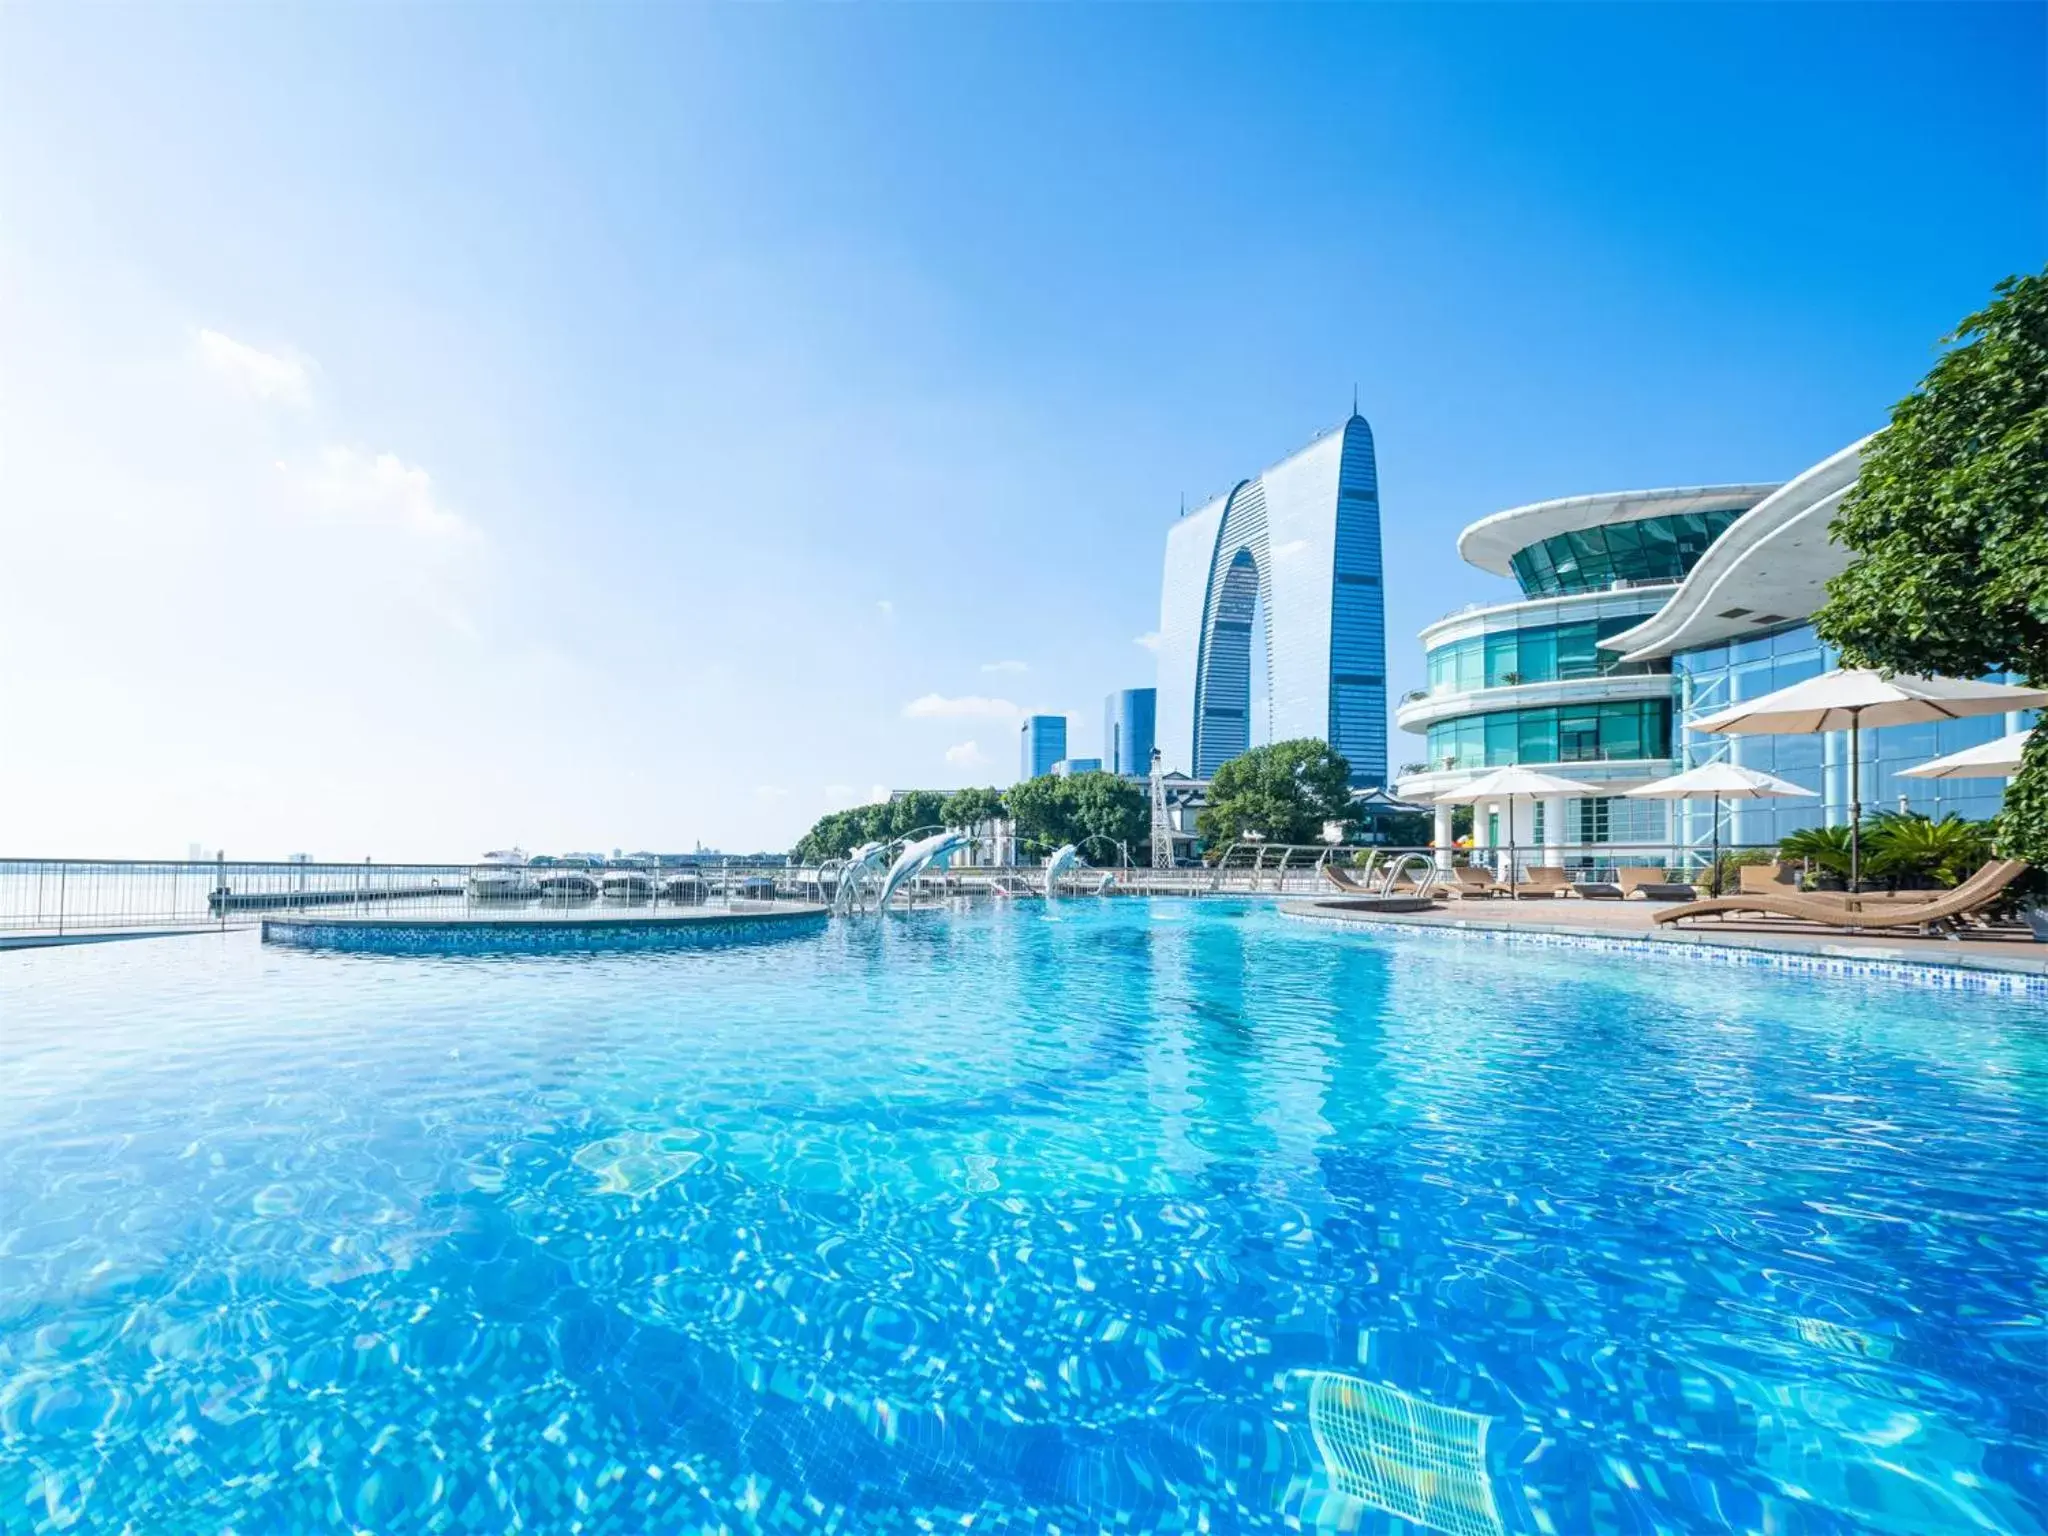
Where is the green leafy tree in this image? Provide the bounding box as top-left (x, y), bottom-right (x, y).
top-left (886, 790), bottom-right (948, 840)
top-left (1812, 269), bottom-right (2048, 864)
top-left (1002, 773), bottom-right (1071, 854)
top-left (940, 786), bottom-right (1007, 829)
top-left (1064, 772), bottom-right (1149, 862)
top-left (999, 772), bottom-right (1149, 861)
top-left (790, 801), bottom-right (899, 863)
top-left (1196, 739), bottom-right (1354, 849)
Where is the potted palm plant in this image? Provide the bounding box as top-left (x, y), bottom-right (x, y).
top-left (1778, 825), bottom-right (1855, 890)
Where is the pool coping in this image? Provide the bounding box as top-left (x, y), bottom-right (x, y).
top-left (1279, 900), bottom-right (2048, 995)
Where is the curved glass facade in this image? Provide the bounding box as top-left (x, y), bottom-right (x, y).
top-left (1426, 616), bottom-right (1669, 693)
top-left (1424, 700), bottom-right (1672, 772)
top-left (1508, 509), bottom-right (1746, 597)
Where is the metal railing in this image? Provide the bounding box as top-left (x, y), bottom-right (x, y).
top-left (0, 857), bottom-right (823, 937)
top-left (0, 842), bottom-right (1848, 938)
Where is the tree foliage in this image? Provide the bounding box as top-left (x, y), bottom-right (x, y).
top-left (790, 785), bottom-right (1015, 864)
top-left (1195, 739), bottom-right (1354, 848)
top-left (1004, 772), bottom-right (1148, 860)
top-left (940, 786), bottom-right (1007, 829)
top-left (885, 790), bottom-right (947, 840)
top-left (1812, 269), bottom-right (2048, 863)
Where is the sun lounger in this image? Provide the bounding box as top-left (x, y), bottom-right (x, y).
top-left (1570, 881), bottom-right (1623, 900)
top-left (1322, 863), bottom-right (1372, 895)
top-left (1738, 863), bottom-right (1798, 896)
top-left (1654, 858), bottom-right (2029, 933)
top-left (1514, 866), bottom-right (1573, 898)
top-left (1451, 866), bottom-right (1512, 898)
top-left (1617, 868), bottom-right (1697, 901)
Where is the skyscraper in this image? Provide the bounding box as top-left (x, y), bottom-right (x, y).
top-left (1154, 414), bottom-right (1388, 787)
top-left (1019, 715), bottom-right (1067, 780)
top-left (1102, 688), bottom-right (1157, 777)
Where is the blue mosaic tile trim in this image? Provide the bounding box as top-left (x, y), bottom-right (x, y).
top-left (1282, 907), bottom-right (2048, 997)
top-left (262, 910), bottom-right (829, 955)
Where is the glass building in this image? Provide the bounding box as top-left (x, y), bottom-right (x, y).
top-left (1103, 688), bottom-right (1157, 777)
top-left (1019, 715), bottom-right (1067, 781)
top-left (1397, 437), bottom-right (2029, 874)
top-left (1607, 441), bottom-right (2033, 852)
top-left (1154, 414), bottom-right (1387, 787)
top-left (1395, 483), bottom-right (1779, 871)
top-left (1052, 758), bottom-right (1103, 777)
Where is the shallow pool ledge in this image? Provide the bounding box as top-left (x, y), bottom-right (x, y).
top-left (261, 905), bottom-right (830, 955)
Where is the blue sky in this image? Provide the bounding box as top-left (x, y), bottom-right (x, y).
top-left (1, 4), bottom-right (2040, 858)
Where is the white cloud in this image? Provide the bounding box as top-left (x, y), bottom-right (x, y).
top-left (903, 693), bottom-right (1020, 719)
top-left (1273, 538), bottom-right (1309, 558)
top-left (1133, 631), bottom-right (1161, 652)
top-left (823, 784), bottom-right (857, 803)
top-left (753, 785), bottom-right (788, 801)
top-left (867, 784), bottom-right (890, 804)
top-left (195, 328), bottom-right (312, 405)
top-left (876, 599), bottom-right (895, 621)
top-left (304, 446), bottom-right (474, 541)
top-left (944, 740), bottom-right (989, 767)
top-left (980, 659), bottom-right (1028, 675)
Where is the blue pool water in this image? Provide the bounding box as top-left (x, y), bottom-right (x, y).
top-left (1, 901), bottom-right (2043, 1534)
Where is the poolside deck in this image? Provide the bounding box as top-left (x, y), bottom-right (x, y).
top-left (1281, 895), bottom-right (2048, 984)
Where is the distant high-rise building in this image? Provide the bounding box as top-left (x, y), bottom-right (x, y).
top-left (1155, 413), bottom-right (1388, 787)
top-left (1052, 758), bottom-right (1102, 777)
top-left (1019, 715), bottom-right (1067, 780)
top-left (1102, 687), bottom-right (1157, 777)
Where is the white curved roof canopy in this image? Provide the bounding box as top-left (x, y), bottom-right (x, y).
top-left (1457, 485), bottom-right (1780, 577)
top-left (1605, 438), bottom-right (1872, 661)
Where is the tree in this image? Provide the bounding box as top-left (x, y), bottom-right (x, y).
top-left (1064, 772), bottom-right (1149, 862)
top-left (941, 786), bottom-right (1007, 829)
top-left (1812, 269), bottom-right (2048, 863)
top-left (1001, 772), bottom-right (1149, 861)
top-left (1002, 773), bottom-right (1072, 855)
top-left (886, 790), bottom-right (947, 840)
top-left (790, 801), bottom-right (899, 863)
top-left (1196, 739), bottom-right (1354, 848)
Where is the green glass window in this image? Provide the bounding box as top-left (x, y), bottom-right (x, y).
top-left (1506, 509), bottom-right (1747, 597)
top-left (1426, 701), bottom-right (1672, 769)
top-left (1424, 622), bottom-right (1670, 694)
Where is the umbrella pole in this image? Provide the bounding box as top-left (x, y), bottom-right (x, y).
top-left (1507, 796), bottom-right (1517, 900)
top-left (1711, 791), bottom-right (1722, 896)
top-left (1848, 710), bottom-right (1862, 892)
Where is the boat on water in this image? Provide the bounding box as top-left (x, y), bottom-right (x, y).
top-left (468, 850), bottom-right (539, 901)
top-left (535, 871), bottom-right (600, 901)
top-left (601, 865), bottom-right (655, 902)
top-left (660, 873), bottom-right (708, 904)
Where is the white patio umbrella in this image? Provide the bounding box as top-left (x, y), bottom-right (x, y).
top-left (1625, 762), bottom-right (1816, 895)
top-left (1898, 727), bottom-right (2034, 780)
top-left (1432, 766), bottom-right (1602, 898)
top-left (1691, 670), bottom-right (2048, 888)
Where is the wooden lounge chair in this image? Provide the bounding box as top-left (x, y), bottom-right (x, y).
top-left (1515, 866), bottom-right (1573, 898)
top-left (1617, 868), bottom-right (1697, 901)
top-left (1738, 863), bottom-right (1798, 896)
top-left (1654, 858), bottom-right (2029, 933)
top-left (1322, 862), bottom-right (1372, 895)
top-left (1451, 865), bottom-right (1512, 898)
top-left (1570, 879), bottom-right (1623, 899)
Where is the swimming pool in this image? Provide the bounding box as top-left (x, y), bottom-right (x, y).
top-left (1, 901), bottom-right (2041, 1533)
